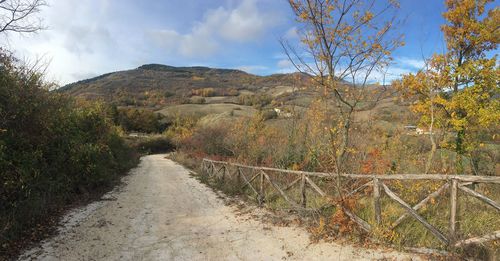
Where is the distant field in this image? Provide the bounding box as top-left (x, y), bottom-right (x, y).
top-left (202, 96), bottom-right (239, 104)
top-left (238, 90), bottom-right (255, 96)
top-left (265, 85), bottom-right (295, 97)
top-left (353, 97), bottom-right (413, 123)
top-left (156, 103), bottom-right (257, 118)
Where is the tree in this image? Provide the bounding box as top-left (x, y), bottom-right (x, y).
top-left (395, 0), bottom-right (499, 174)
top-left (283, 0), bottom-right (403, 174)
top-left (0, 0), bottom-right (45, 35)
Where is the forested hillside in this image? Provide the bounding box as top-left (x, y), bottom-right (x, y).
top-left (59, 64), bottom-right (311, 108)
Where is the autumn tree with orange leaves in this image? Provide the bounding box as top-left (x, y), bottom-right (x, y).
top-left (283, 0), bottom-right (404, 174)
top-left (395, 0), bottom-right (499, 174)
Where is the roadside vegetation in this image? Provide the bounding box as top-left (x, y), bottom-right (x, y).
top-left (112, 106), bottom-right (168, 133)
top-left (0, 51), bottom-right (141, 257)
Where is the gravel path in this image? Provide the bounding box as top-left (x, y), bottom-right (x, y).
top-left (19, 155), bottom-right (422, 261)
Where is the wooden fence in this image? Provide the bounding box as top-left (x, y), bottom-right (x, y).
top-left (201, 158), bottom-right (500, 249)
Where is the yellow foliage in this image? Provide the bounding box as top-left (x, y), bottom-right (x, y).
top-left (395, 0), bottom-right (499, 173)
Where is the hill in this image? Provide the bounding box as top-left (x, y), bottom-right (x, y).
top-left (59, 64), bottom-right (311, 109)
top-left (60, 64), bottom-right (416, 130)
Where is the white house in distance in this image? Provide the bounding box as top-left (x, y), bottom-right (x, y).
top-left (274, 108), bottom-right (293, 118)
top-left (404, 125), bottom-right (433, 135)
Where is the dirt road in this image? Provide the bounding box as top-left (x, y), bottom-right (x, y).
top-left (20, 155), bottom-right (421, 260)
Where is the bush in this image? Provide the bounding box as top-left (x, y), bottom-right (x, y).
top-left (225, 88), bottom-right (239, 96)
top-left (130, 136), bottom-right (175, 154)
top-left (164, 91), bottom-right (174, 97)
top-left (0, 51), bottom-right (138, 252)
top-left (181, 124), bottom-right (233, 157)
top-left (191, 88), bottom-right (215, 97)
top-left (114, 107), bottom-right (167, 133)
top-left (238, 94), bottom-right (273, 107)
top-left (261, 109), bottom-right (278, 120)
top-left (190, 96), bottom-right (206, 104)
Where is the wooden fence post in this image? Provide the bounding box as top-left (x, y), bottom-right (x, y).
top-left (236, 167), bottom-right (241, 188)
top-left (300, 174), bottom-right (306, 208)
top-left (211, 163), bottom-right (215, 178)
top-left (259, 170), bottom-right (265, 206)
top-left (200, 158), bottom-right (500, 248)
top-left (373, 178), bottom-right (381, 225)
top-left (450, 179), bottom-right (458, 243)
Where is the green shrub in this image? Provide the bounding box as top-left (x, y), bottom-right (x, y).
top-left (238, 94), bottom-right (272, 107)
top-left (130, 136), bottom-right (175, 154)
top-left (0, 51), bottom-right (138, 251)
top-left (164, 91), bottom-right (174, 97)
top-left (190, 96), bottom-right (206, 104)
top-left (261, 109), bottom-right (278, 120)
top-left (114, 107), bottom-right (167, 133)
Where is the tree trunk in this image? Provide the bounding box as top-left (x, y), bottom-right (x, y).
top-left (456, 129), bottom-right (465, 174)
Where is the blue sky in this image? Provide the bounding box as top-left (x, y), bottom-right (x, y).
top-left (5, 0), bottom-right (489, 85)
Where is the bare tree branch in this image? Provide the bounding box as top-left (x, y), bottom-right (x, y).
top-left (0, 0), bottom-right (45, 35)
top-left (284, 0), bottom-right (403, 173)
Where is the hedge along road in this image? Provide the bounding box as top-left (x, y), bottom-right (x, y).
top-left (19, 155), bottom-right (422, 261)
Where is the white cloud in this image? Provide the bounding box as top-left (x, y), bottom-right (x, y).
top-left (5, 0), bottom-right (138, 85)
top-left (331, 57), bottom-right (425, 84)
top-left (150, 29), bottom-right (218, 58)
top-left (364, 57), bottom-right (426, 83)
top-left (276, 58), bottom-right (297, 73)
top-left (284, 26), bottom-right (299, 39)
top-left (396, 57), bottom-right (425, 69)
top-left (365, 66), bottom-right (417, 84)
top-left (150, 0), bottom-right (280, 58)
top-left (63, 25), bottom-right (115, 55)
top-left (236, 65), bottom-right (268, 74)
top-left (277, 59), bottom-right (292, 68)
top-left (217, 0), bottom-right (276, 42)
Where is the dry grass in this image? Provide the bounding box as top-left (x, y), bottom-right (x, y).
top-left (195, 162), bottom-right (499, 259)
top-left (156, 103), bottom-right (257, 118)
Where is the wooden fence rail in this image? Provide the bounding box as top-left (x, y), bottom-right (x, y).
top-left (201, 158), bottom-right (500, 249)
